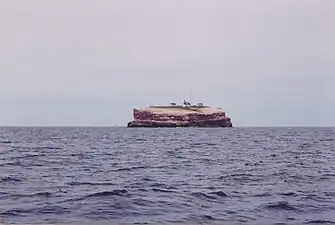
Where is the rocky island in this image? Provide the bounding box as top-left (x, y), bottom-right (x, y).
top-left (127, 100), bottom-right (233, 128)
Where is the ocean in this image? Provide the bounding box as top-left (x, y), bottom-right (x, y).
top-left (0, 127), bottom-right (334, 225)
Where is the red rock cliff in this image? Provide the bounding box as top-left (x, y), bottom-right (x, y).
top-left (127, 106), bottom-right (233, 127)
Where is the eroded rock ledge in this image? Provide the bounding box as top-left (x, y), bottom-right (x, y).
top-left (127, 105), bottom-right (233, 128)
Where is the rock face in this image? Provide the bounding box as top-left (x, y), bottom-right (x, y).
top-left (127, 105), bottom-right (233, 128)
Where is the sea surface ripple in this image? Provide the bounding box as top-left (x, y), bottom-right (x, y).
top-left (0, 127), bottom-right (335, 225)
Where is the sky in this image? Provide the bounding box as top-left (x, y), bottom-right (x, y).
top-left (1, 0), bottom-right (334, 126)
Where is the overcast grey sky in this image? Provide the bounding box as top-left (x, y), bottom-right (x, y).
top-left (1, 0), bottom-right (334, 126)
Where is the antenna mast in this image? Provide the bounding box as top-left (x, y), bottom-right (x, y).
top-left (189, 88), bottom-right (193, 105)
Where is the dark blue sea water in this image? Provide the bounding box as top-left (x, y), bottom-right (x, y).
top-left (0, 127), bottom-right (334, 225)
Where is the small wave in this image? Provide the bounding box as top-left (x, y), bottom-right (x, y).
top-left (325, 192), bottom-right (335, 197)
top-left (152, 188), bottom-right (174, 193)
top-left (191, 142), bottom-right (216, 147)
top-left (192, 192), bottom-right (217, 200)
top-left (305, 220), bottom-right (335, 224)
top-left (298, 143), bottom-right (312, 149)
top-left (188, 214), bottom-right (219, 222)
top-left (135, 138), bottom-right (147, 141)
top-left (35, 205), bottom-right (69, 215)
top-left (319, 138), bottom-right (335, 142)
top-left (1, 205), bottom-right (69, 216)
top-left (0, 161), bottom-right (21, 166)
top-left (133, 198), bottom-right (155, 207)
top-left (0, 208), bottom-right (31, 216)
top-left (35, 192), bottom-right (52, 197)
top-left (202, 215), bottom-right (216, 220)
top-left (50, 136), bottom-right (62, 140)
top-left (32, 146), bottom-right (62, 150)
top-left (142, 178), bottom-right (154, 181)
top-left (116, 166), bottom-right (148, 171)
top-left (218, 173), bottom-right (254, 179)
top-left (0, 176), bottom-right (21, 183)
top-left (9, 154), bottom-right (40, 160)
top-left (149, 183), bottom-right (176, 190)
top-left (8, 146), bottom-right (30, 150)
top-left (280, 192), bottom-right (298, 197)
top-left (319, 174), bottom-right (335, 180)
top-left (217, 173), bottom-right (260, 183)
top-left (265, 201), bottom-right (299, 211)
top-left (11, 192), bottom-right (53, 198)
top-left (68, 181), bottom-right (115, 186)
top-left (209, 191), bottom-right (229, 197)
top-left (85, 189), bottom-right (128, 198)
top-left (0, 140), bottom-right (11, 144)
top-left (254, 192), bottom-right (272, 197)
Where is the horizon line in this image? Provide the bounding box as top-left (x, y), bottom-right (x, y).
top-left (0, 125), bottom-right (334, 128)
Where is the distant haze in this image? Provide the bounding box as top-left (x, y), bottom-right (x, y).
top-left (1, 0), bottom-right (334, 126)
